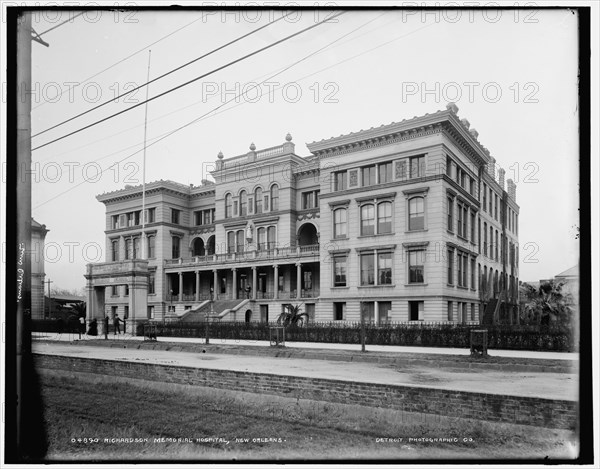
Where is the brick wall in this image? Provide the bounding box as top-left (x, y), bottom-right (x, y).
top-left (34, 353), bottom-right (576, 430)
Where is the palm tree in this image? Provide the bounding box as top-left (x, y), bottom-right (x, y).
top-left (276, 303), bottom-right (308, 327)
top-left (71, 301), bottom-right (86, 318)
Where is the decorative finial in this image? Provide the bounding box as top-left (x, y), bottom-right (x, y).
top-left (249, 142), bottom-right (256, 151)
top-left (285, 132), bottom-right (292, 142)
top-left (217, 151), bottom-right (224, 159)
top-left (446, 102), bottom-right (459, 114)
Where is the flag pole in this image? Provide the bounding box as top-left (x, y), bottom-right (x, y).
top-left (141, 50), bottom-right (151, 260)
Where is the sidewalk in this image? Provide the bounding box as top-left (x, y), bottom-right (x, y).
top-left (32, 340), bottom-right (578, 401)
top-left (32, 331), bottom-right (578, 361)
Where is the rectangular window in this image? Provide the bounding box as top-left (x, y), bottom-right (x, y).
top-left (447, 197), bottom-right (454, 231)
top-left (360, 204), bottom-right (375, 236)
top-left (489, 188), bottom-right (493, 213)
top-left (148, 274), bottom-right (155, 294)
top-left (482, 184), bottom-right (487, 212)
top-left (377, 202), bottom-right (392, 234)
top-left (457, 204), bottom-right (463, 237)
top-left (111, 240), bottom-right (119, 261)
top-left (378, 252), bottom-right (393, 285)
top-left (333, 208), bottom-right (347, 239)
top-left (447, 301), bottom-right (453, 321)
top-left (408, 197), bottom-right (424, 231)
top-left (194, 211), bottom-right (202, 226)
top-left (463, 206), bottom-right (468, 238)
top-left (172, 236), bottom-right (180, 259)
top-left (471, 258), bottom-right (476, 289)
top-left (125, 238), bottom-right (132, 260)
top-left (471, 303), bottom-right (476, 321)
top-left (124, 285), bottom-right (129, 296)
top-left (302, 191), bottom-right (314, 209)
top-left (333, 256), bottom-right (347, 287)
top-left (409, 300), bottom-right (424, 321)
top-left (471, 212), bottom-right (476, 242)
top-left (446, 156), bottom-right (452, 177)
top-left (457, 252), bottom-right (463, 287)
top-left (447, 249), bottom-right (454, 284)
top-left (379, 301), bottom-right (392, 324)
top-left (408, 250), bottom-right (424, 284)
top-left (333, 171), bottom-right (347, 191)
top-left (171, 209), bottom-right (180, 224)
top-left (333, 302), bottom-right (346, 321)
top-left (361, 301), bottom-right (375, 323)
top-left (494, 194), bottom-right (498, 220)
top-left (378, 162), bottom-right (393, 184)
top-left (484, 223), bottom-right (488, 256)
top-left (133, 237), bottom-right (140, 259)
top-left (111, 285), bottom-right (118, 296)
top-left (410, 156), bottom-right (424, 178)
top-left (147, 236), bottom-right (155, 258)
top-left (360, 253), bottom-right (375, 285)
top-left (362, 165), bottom-right (376, 186)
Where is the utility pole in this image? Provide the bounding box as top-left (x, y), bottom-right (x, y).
top-left (45, 278), bottom-right (53, 317)
top-left (16, 10), bottom-right (32, 459)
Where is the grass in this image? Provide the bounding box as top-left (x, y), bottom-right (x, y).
top-left (38, 370), bottom-right (579, 461)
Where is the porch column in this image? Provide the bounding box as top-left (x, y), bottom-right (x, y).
top-left (374, 301), bottom-right (379, 325)
top-left (213, 269), bottom-right (218, 298)
top-left (273, 264), bottom-right (279, 300)
top-left (296, 263), bottom-right (302, 299)
top-left (232, 268), bottom-right (237, 300)
top-left (178, 272), bottom-right (183, 302)
top-left (195, 270), bottom-right (200, 302)
top-left (252, 266), bottom-right (257, 300)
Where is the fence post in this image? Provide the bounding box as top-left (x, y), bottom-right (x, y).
top-left (360, 305), bottom-right (366, 353)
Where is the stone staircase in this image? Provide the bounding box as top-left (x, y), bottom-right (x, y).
top-left (180, 299), bottom-right (250, 322)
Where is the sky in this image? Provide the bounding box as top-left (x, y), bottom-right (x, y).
top-left (8, 5), bottom-right (583, 290)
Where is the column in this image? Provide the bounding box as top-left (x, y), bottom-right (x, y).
top-left (374, 301), bottom-right (379, 325)
top-left (213, 269), bottom-right (218, 298)
top-left (232, 268), bottom-right (237, 300)
top-left (296, 263), bottom-right (302, 298)
top-left (178, 272), bottom-right (183, 302)
top-left (273, 264), bottom-right (279, 300)
top-left (252, 266), bottom-right (257, 300)
top-left (195, 270), bottom-right (200, 302)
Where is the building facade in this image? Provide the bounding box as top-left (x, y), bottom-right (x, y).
top-left (86, 104), bottom-right (519, 326)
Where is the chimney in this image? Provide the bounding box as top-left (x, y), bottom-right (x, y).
top-left (498, 168), bottom-right (505, 190)
top-left (487, 156), bottom-right (496, 180)
top-left (507, 179), bottom-right (517, 200)
top-left (446, 102), bottom-right (459, 114)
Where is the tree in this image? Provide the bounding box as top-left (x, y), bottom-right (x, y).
top-left (276, 303), bottom-right (308, 327)
top-left (71, 301), bottom-right (87, 319)
top-left (519, 280), bottom-right (573, 326)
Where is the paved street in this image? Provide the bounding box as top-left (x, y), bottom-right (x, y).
top-left (32, 340), bottom-right (578, 401)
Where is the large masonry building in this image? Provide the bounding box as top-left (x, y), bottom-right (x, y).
top-left (86, 104), bottom-right (520, 326)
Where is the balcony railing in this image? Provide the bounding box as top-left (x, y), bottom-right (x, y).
top-left (165, 244), bottom-right (320, 267)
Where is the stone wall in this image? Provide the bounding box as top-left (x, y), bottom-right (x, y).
top-left (34, 353), bottom-right (577, 430)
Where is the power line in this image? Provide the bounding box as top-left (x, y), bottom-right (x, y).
top-left (32, 14), bottom-right (291, 137)
top-left (34, 11), bottom-right (360, 209)
top-left (31, 12), bottom-right (344, 152)
top-left (32, 15), bottom-right (205, 110)
top-left (36, 12), bottom-right (85, 36)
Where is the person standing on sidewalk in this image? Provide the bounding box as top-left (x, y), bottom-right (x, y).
top-left (78, 316), bottom-right (85, 339)
top-left (113, 314), bottom-right (123, 335)
top-left (104, 316), bottom-right (109, 339)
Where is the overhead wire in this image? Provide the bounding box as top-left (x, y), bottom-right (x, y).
top-left (32, 15), bottom-right (206, 110)
top-left (31, 11), bottom-right (345, 151)
top-left (34, 11), bottom-right (371, 209)
top-left (35, 12), bottom-right (85, 36)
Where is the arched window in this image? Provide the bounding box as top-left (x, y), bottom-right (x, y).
top-left (408, 197), bottom-right (424, 231)
top-left (377, 201), bottom-right (392, 234)
top-left (257, 227), bottom-right (266, 250)
top-left (236, 230), bottom-right (245, 253)
top-left (239, 190), bottom-right (247, 217)
top-left (270, 184), bottom-right (279, 211)
top-left (333, 208), bottom-right (347, 239)
top-left (255, 187), bottom-right (263, 214)
top-left (360, 204), bottom-right (375, 236)
top-left (225, 193), bottom-right (232, 218)
top-left (267, 226), bottom-right (276, 249)
top-left (227, 231), bottom-right (235, 254)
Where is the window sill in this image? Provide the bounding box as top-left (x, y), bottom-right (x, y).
top-left (331, 237), bottom-right (349, 241)
top-left (357, 233), bottom-right (394, 239)
top-left (358, 284), bottom-right (396, 288)
top-left (446, 284), bottom-right (454, 287)
top-left (331, 286), bottom-right (350, 289)
top-left (457, 235), bottom-right (469, 242)
top-left (447, 229), bottom-right (454, 235)
top-left (457, 285), bottom-right (468, 290)
top-left (405, 283), bottom-right (428, 287)
top-left (405, 229), bottom-right (428, 234)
